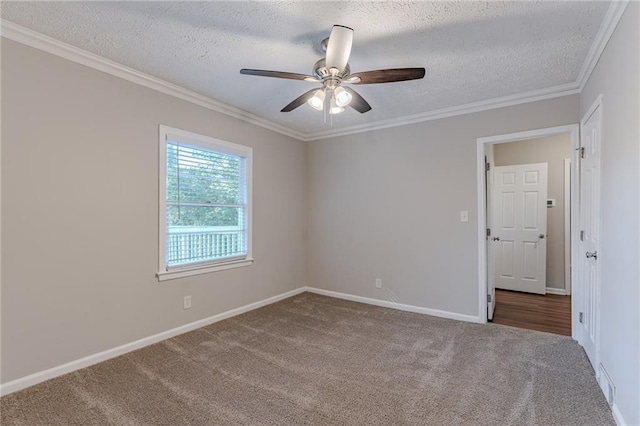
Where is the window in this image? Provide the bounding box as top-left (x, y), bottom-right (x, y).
top-left (157, 126), bottom-right (252, 281)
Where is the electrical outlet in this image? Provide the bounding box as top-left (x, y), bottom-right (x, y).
top-left (183, 295), bottom-right (192, 310)
top-left (375, 278), bottom-right (382, 289)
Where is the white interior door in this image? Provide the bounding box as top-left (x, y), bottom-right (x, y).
top-left (485, 148), bottom-right (496, 320)
top-left (578, 101), bottom-right (602, 369)
top-left (493, 163), bottom-right (548, 294)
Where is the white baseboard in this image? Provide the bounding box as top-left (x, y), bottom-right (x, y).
top-left (0, 286), bottom-right (493, 397)
top-left (305, 287), bottom-right (481, 324)
top-left (611, 403), bottom-right (627, 426)
top-left (0, 287), bottom-right (306, 397)
top-left (2, 284), bottom-right (624, 424)
top-left (545, 287), bottom-right (567, 296)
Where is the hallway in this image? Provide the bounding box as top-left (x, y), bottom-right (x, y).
top-left (492, 289), bottom-right (571, 336)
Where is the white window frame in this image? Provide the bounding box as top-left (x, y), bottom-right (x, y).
top-left (157, 125), bottom-right (253, 281)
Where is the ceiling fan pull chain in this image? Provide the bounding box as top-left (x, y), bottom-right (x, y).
top-left (324, 89), bottom-right (330, 123)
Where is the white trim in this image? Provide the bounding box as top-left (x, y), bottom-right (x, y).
top-left (0, 35), bottom-right (3, 389)
top-left (569, 128), bottom-right (581, 339)
top-left (564, 158), bottom-right (572, 296)
top-left (0, 1), bottom-right (628, 143)
top-left (577, 1), bottom-right (630, 91)
top-left (477, 136), bottom-right (489, 323)
top-left (305, 287), bottom-right (481, 324)
top-left (0, 20), bottom-right (306, 141)
top-left (0, 285), bottom-right (481, 396)
top-left (477, 124), bottom-right (580, 327)
top-left (157, 259), bottom-right (254, 282)
top-left (582, 94), bottom-right (605, 127)
top-left (486, 144), bottom-right (496, 320)
top-left (157, 125), bottom-right (253, 281)
top-left (305, 83), bottom-right (580, 141)
top-left (545, 287), bottom-right (567, 296)
top-left (477, 125), bottom-right (579, 145)
top-left (308, 0), bottom-right (628, 142)
top-left (0, 287), bottom-right (307, 397)
top-left (612, 403), bottom-right (627, 426)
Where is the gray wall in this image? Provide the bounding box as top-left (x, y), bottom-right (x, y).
top-left (579, 4), bottom-right (639, 424)
top-left (494, 134), bottom-right (571, 291)
top-left (307, 95), bottom-right (579, 318)
top-left (1, 39), bottom-right (308, 383)
top-left (2, 7), bottom-right (638, 422)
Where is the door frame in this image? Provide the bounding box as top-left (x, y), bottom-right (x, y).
top-left (564, 158), bottom-right (572, 296)
top-left (486, 145), bottom-right (496, 319)
top-left (476, 124), bottom-right (580, 339)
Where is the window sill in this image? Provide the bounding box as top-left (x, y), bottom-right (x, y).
top-left (157, 258), bottom-right (253, 282)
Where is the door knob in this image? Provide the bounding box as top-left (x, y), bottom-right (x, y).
top-left (492, 237), bottom-right (500, 241)
top-left (538, 234), bottom-right (545, 239)
top-left (586, 251), bottom-right (598, 260)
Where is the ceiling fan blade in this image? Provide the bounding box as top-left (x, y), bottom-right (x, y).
top-left (240, 69), bottom-right (319, 82)
top-left (346, 68), bottom-right (426, 84)
top-left (344, 87), bottom-right (372, 113)
top-left (281, 89), bottom-right (319, 112)
top-left (325, 25), bottom-right (353, 73)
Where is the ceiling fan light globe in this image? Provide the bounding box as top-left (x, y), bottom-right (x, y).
top-left (308, 97), bottom-right (323, 110)
top-left (307, 89), bottom-right (325, 110)
top-left (329, 97), bottom-right (344, 114)
top-left (334, 87), bottom-right (352, 107)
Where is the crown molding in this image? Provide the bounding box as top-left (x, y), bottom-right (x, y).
top-left (304, 0), bottom-right (629, 141)
top-left (303, 82), bottom-right (581, 141)
top-left (1, 1), bottom-right (629, 143)
top-left (0, 20), bottom-right (307, 141)
top-left (577, 1), bottom-right (629, 91)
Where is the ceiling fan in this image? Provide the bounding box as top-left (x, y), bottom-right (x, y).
top-left (240, 25), bottom-right (426, 115)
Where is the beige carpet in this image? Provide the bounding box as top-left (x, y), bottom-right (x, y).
top-left (1, 292), bottom-right (613, 425)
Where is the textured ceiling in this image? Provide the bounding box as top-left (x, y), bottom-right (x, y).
top-left (1, 1), bottom-right (610, 136)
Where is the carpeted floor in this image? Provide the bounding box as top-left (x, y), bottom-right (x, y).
top-left (1, 292), bottom-right (613, 425)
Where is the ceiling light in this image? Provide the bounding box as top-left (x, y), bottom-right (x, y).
top-left (241, 24), bottom-right (425, 116)
top-left (329, 96), bottom-right (345, 114)
top-left (307, 89), bottom-right (325, 110)
top-left (334, 86), bottom-right (352, 107)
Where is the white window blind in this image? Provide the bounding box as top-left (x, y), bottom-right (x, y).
top-left (158, 126), bottom-right (252, 280)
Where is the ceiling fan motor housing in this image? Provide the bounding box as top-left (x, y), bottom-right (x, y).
top-left (313, 58), bottom-right (351, 85)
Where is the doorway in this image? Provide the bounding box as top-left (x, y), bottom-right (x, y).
top-left (476, 125), bottom-right (580, 337)
top-left (492, 289), bottom-right (571, 335)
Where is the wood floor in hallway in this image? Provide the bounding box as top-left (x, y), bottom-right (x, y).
top-left (492, 289), bottom-right (571, 336)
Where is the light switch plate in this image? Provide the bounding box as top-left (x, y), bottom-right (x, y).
top-left (460, 211), bottom-right (469, 223)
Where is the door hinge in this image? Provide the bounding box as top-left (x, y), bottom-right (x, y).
top-left (485, 162), bottom-right (490, 171)
top-left (579, 312), bottom-right (584, 323)
top-left (580, 230), bottom-right (585, 241)
top-left (486, 228), bottom-right (491, 238)
top-left (487, 294), bottom-right (492, 303)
